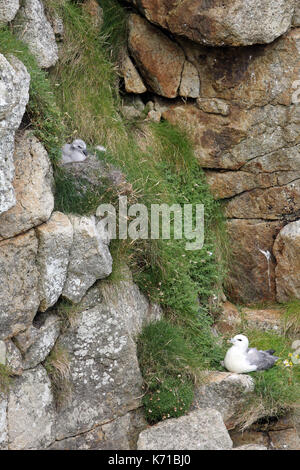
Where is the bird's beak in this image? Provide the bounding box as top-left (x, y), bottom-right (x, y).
top-left (228, 338), bottom-right (234, 344)
top-left (83, 149), bottom-right (88, 156)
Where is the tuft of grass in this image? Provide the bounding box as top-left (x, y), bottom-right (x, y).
top-left (137, 318), bottom-right (224, 423)
top-left (280, 299), bottom-right (300, 337)
top-left (43, 344), bottom-right (72, 409)
top-left (0, 364), bottom-right (13, 393)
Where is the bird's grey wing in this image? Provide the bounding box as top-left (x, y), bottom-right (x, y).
top-left (62, 144), bottom-right (72, 162)
top-left (246, 347), bottom-right (278, 371)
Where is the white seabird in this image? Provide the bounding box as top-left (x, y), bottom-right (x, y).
top-left (224, 334), bottom-right (278, 374)
top-left (61, 139), bottom-right (88, 163)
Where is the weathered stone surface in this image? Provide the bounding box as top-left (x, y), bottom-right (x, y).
top-left (128, 0), bottom-right (295, 46)
top-left (13, 0), bottom-right (58, 68)
top-left (0, 132), bottom-right (54, 240)
top-left (242, 307), bottom-right (283, 333)
top-left (50, 409), bottom-right (147, 450)
top-left (5, 340), bottom-right (23, 376)
top-left (0, 230), bottom-right (39, 340)
top-left (215, 302), bottom-right (285, 334)
top-left (55, 276), bottom-right (150, 440)
top-left (137, 409), bottom-right (233, 450)
top-left (273, 220), bottom-right (300, 302)
top-left (100, 264), bottom-right (162, 339)
top-left (0, 393), bottom-right (7, 450)
top-left (179, 61), bottom-right (200, 99)
top-left (225, 181), bottom-right (300, 220)
top-left (36, 212), bottom-right (73, 311)
top-left (293, 3), bottom-right (300, 26)
top-left (128, 14), bottom-right (185, 98)
top-left (0, 341), bottom-right (5, 365)
top-left (269, 428), bottom-right (300, 450)
top-left (233, 444), bottom-right (268, 450)
top-left (192, 372), bottom-right (254, 430)
top-left (0, 54), bottom-right (30, 215)
top-left (14, 313), bottom-right (60, 369)
top-left (62, 215), bottom-right (112, 303)
top-left (119, 50), bottom-right (147, 94)
top-left (226, 219), bottom-right (283, 303)
top-left (7, 365), bottom-right (56, 449)
top-left (0, 0), bottom-right (19, 24)
top-left (196, 98), bottom-right (230, 116)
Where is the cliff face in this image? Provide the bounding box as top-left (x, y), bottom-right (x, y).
top-left (0, 0), bottom-right (299, 450)
top-left (123, 1), bottom-right (300, 304)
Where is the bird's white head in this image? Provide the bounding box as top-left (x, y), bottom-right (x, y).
top-left (229, 334), bottom-right (249, 350)
top-left (71, 139), bottom-right (88, 155)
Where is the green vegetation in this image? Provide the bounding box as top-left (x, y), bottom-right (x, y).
top-left (4, 0), bottom-right (297, 428)
top-left (280, 299), bottom-right (300, 337)
top-left (0, 364), bottom-right (13, 393)
top-left (43, 344), bottom-right (71, 409)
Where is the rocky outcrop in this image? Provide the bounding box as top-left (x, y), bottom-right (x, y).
top-left (192, 372), bottom-right (255, 430)
top-left (7, 366), bottom-right (56, 450)
top-left (36, 212), bottom-right (73, 312)
top-left (0, 55), bottom-right (30, 216)
top-left (55, 273), bottom-right (161, 441)
top-left (137, 408), bottom-right (233, 450)
top-left (128, 0), bottom-right (295, 46)
top-left (0, 131), bottom-right (54, 241)
top-left (13, 0), bottom-right (58, 68)
top-left (0, 0), bottom-right (19, 25)
top-left (273, 220), bottom-right (300, 302)
top-left (119, 49), bottom-right (147, 94)
top-left (62, 215), bottom-right (113, 303)
top-left (128, 14), bottom-right (200, 99)
top-left (0, 230), bottom-right (39, 340)
top-left (14, 313), bottom-right (61, 369)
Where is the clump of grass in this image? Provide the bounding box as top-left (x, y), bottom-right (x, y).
top-left (52, 298), bottom-right (80, 332)
top-left (233, 329), bottom-right (300, 430)
top-left (280, 299), bottom-right (300, 337)
top-left (0, 364), bottom-right (13, 393)
top-left (44, 344), bottom-right (72, 409)
top-left (137, 320), bottom-right (197, 423)
top-left (137, 319), bottom-right (224, 423)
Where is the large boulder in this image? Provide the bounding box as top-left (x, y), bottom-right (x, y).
top-left (13, 0), bottom-right (58, 68)
top-left (273, 220), bottom-right (300, 302)
top-left (0, 0), bottom-right (19, 25)
top-left (55, 274), bottom-right (157, 440)
top-left (192, 372), bottom-right (255, 430)
top-left (7, 365), bottom-right (56, 449)
top-left (137, 408), bottom-right (233, 450)
top-left (36, 211), bottom-right (73, 311)
top-left (14, 313), bottom-right (61, 370)
top-left (0, 230), bottom-right (39, 340)
top-left (128, 0), bottom-right (295, 46)
top-left (62, 215), bottom-right (113, 303)
top-left (0, 132), bottom-right (54, 241)
top-left (128, 14), bottom-right (199, 99)
top-left (0, 55), bottom-right (30, 215)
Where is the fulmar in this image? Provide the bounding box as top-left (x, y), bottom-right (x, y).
top-left (224, 334), bottom-right (278, 374)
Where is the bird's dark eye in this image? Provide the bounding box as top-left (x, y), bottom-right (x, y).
top-left (237, 339), bottom-right (242, 341)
